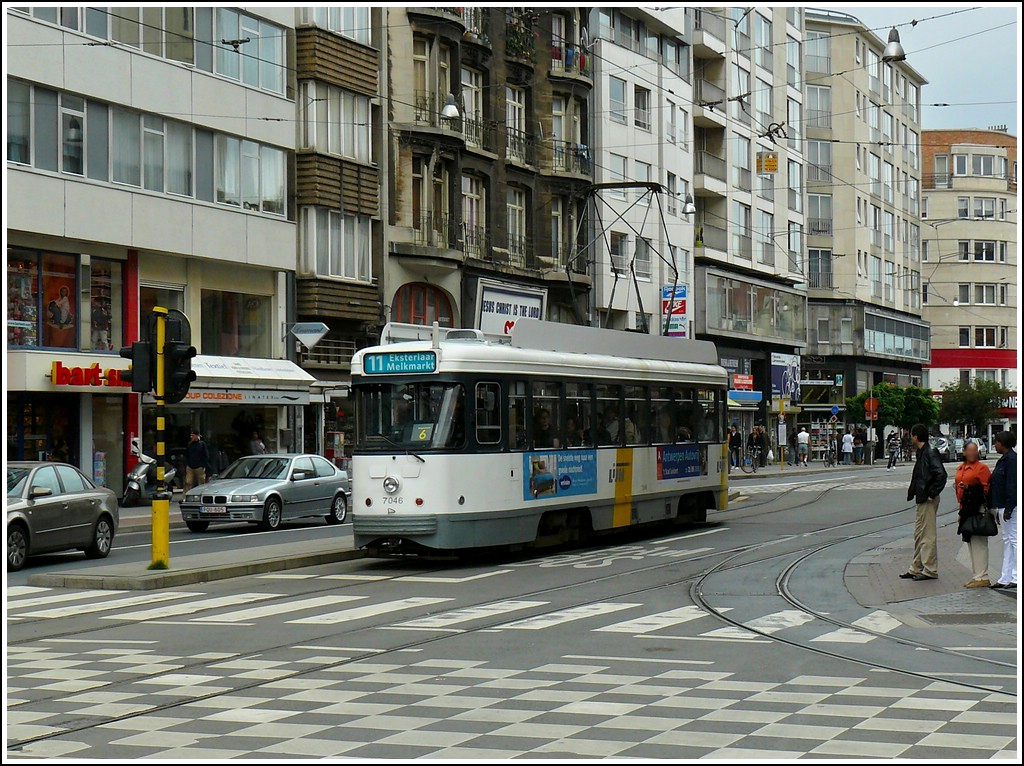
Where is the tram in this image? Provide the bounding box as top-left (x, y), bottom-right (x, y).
top-left (350, 319), bottom-right (729, 555)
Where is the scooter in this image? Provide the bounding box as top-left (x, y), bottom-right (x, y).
top-left (122, 440), bottom-right (177, 507)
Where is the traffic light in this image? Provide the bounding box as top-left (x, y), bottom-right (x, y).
top-left (119, 341), bottom-right (153, 394)
top-left (163, 340), bottom-right (197, 404)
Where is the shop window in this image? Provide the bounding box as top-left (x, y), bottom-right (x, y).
top-left (141, 284), bottom-right (185, 315)
top-left (7, 253), bottom-right (41, 347)
top-left (392, 283), bottom-right (453, 327)
top-left (91, 259), bottom-right (123, 351)
top-left (200, 289), bottom-right (272, 358)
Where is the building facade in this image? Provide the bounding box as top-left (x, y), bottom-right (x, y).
top-left (800, 9), bottom-right (929, 455)
top-left (920, 127), bottom-right (1018, 436)
top-left (6, 7), bottom-right (306, 494)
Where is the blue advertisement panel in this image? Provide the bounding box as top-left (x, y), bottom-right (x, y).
top-left (656, 444), bottom-right (706, 480)
top-left (524, 450), bottom-right (598, 501)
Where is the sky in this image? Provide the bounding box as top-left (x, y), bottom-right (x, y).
top-left (838, 4), bottom-right (1020, 135)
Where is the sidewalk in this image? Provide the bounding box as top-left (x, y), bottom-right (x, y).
top-left (727, 458), bottom-right (889, 482)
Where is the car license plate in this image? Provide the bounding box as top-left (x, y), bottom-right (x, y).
top-left (202, 505), bottom-right (227, 514)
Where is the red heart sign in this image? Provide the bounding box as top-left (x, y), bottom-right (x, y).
top-left (504, 320), bottom-right (516, 334)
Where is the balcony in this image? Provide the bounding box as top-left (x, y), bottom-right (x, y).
top-left (462, 114), bottom-right (496, 153)
top-left (806, 54), bottom-right (831, 73)
top-left (462, 222), bottom-right (490, 259)
top-left (506, 234), bottom-right (533, 269)
top-left (298, 336), bottom-right (357, 370)
top-left (695, 221), bottom-right (727, 253)
top-left (413, 213), bottom-right (456, 249)
top-left (549, 140), bottom-right (592, 177)
top-left (733, 234), bottom-right (753, 259)
top-left (696, 151), bottom-right (727, 182)
top-left (505, 13), bottom-right (536, 64)
top-left (694, 79), bottom-right (727, 127)
top-left (462, 7), bottom-right (488, 39)
top-left (506, 126), bottom-right (536, 166)
top-left (807, 163), bottom-right (832, 182)
top-left (550, 43), bottom-right (593, 80)
top-left (807, 271), bottom-right (834, 289)
top-left (807, 109), bottom-right (832, 129)
top-left (734, 167), bottom-right (752, 192)
top-left (807, 217), bottom-right (833, 237)
top-left (693, 9), bottom-right (726, 58)
top-left (759, 242), bottom-right (776, 267)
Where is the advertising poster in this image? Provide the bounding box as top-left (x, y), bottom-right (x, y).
top-left (661, 284), bottom-right (688, 337)
top-left (656, 444), bottom-right (706, 480)
top-left (524, 449), bottom-right (598, 501)
top-left (477, 280), bottom-right (547, 336)
top-left (770, 351), bottom-right (801, 402)
top-left (42, 253), bottom-right (77, 348)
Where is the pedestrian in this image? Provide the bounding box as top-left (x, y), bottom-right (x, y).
top-left (900, 423), bottom-right (948, 581)
top-left (788, 429), bottom-right (798, 466)
top-left (954, 441), bottom-right (992, 589)
top-left (886, 429), bottom-right (901, 471)
top-left (842, 429), bottom-right (854, 465)
top-left (797, 427), bottom-right (810, 466)
top-left (756, 426), bottom-right (769, 467)
top-left (249, 429), bottom-right (268, 455)
top-left (989, 430), bottom-right (1017, 590)
top-left (183, 429), bottom-right (209, 493)
top-left (728, 425), bottom-right (743, 471)
top-left (854, 431), bottom-right (864, 464)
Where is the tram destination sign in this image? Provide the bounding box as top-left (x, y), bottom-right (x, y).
top-left (362, 351), bottom-right (437, 375)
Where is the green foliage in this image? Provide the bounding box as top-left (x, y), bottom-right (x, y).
top-left (901, 386), bottom-right (941, 429)
top-left (939, 379), bottom-right (1008, 434)
top-left (844, 383), bottom-right (940, 429)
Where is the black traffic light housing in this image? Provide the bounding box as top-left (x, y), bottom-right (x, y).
top-left (164, 340), bottom-right (197, 404)
top-left (119, 341), bottom-right (154, 394)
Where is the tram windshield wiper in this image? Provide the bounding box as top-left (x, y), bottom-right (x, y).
top-left (371, 432), bottom-right (426, 463)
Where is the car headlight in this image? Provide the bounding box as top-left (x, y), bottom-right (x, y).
top-left (231, 494), bottom-right (261, 503)
top-left (185, 493), bottom-right (201, 502)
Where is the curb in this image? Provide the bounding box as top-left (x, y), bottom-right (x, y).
top-left (27, 547), bottom-right (367, 591)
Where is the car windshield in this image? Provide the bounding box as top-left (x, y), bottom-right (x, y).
top-left (356, 382), bottom-right (466, 450)
top-left (220, 457), bottom-right (290, 481)
top-left (7, 467), bottom-right (30, 496)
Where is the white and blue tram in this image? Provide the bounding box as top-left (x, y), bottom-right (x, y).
top-left (350, 320), bottom-right (729, 554)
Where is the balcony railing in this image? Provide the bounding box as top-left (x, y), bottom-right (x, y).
top-left (695, 221), bottom-right (727, 251)
top-left (807, 109), bottom-right (832, 129)
top-left (807, 163), bottom-right (832, 182)
top-left (463, 7), bottom-right (487, 37)
top-left (807, 271), bottom-right (834, 289)
top-left (696, 151), bottom-right (727, 182)
top-left (462, 114), bottom-right (496, 152)
top-left (413, 213), bottom-right (455, 248)
top-left (298, 336), bottom-right (357, 368)
top-left (759, 241), bottom-right (776, 266)
top-left (757, 174), bottom-right (774, 200)
top-left (506, 13), bottom-right (536, 62)
top-left (462, 222), bottom-right (490, 258)
top-left (695, 78), bottom-right (726, 108)
top-left (807, 217), bottom-right (833, 236)
top-left (695, 9), bottom-right (726, 42)
top-left (734, 167), bottom-right (752, 192)
top-left (806, 54), bottom-right (831, 73)
top-left (506, 126), bottom-right (536, 165)
top-left (550, 43), bottom-right (592, 77)
top-left (506, 233), bottom-right (532, 268)
top-left (733, 234), bottom-right (753, 259)
top-left (550, 140), bottom-right (592, 175)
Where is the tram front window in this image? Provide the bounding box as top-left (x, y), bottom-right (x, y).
top-left (357, 382), bottom-right (466, 450)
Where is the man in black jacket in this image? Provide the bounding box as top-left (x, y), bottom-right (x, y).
top-left (901, 423), bottom-right (948, 581)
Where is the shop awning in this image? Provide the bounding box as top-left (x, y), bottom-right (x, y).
top-left (728, 389), bottom-right (762, 409)
top-left (176, 356), bottom-right (316, 405)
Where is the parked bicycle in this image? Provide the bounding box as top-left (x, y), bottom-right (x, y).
top-left (822, 443), bottom-right (838, 467)
top-left (740, 445), bottom-right (762, 474)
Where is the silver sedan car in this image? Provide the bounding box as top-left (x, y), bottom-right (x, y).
top-left (7, 462), bottom-right (120, 571)
top-left (179, 454), bottom-right (350, 533)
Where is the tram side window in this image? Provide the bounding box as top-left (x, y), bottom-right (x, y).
top-left (509, 381), bottom-right (527, 450)
top-left (623, 385), bottom-right (647, 445)
top-left (652, 385), bottom-right (680, 444)
top-left (696, 388), bottom-right (721, 442)
top-left (564, 381), bottom-right (592, 447)
top-left (475, 382), bottom-right (502, 446)
top-left (595, 383), bottom-right (621, 445)
top-left (676, 387), bottom-right (700, 442)
top-left (531, 380), bottom-right (562, 450)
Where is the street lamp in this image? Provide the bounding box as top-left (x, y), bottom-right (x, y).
top-left (881, 27), bottom-right (906, 62)
top-left (440, 93), bottom-right (461, 121)
top-left (681, 193), bottom-right (696, 216)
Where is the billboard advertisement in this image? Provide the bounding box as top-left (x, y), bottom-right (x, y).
top-left (770, 352), bottom-right (801, 402)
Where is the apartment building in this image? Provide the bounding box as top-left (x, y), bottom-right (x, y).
top-left (6, 7), bottom-right (304, 494)
top-left (920, 127), bottom-right (1017, 435)
top-left (687, 7), bottom-right (809, 435)
top-left (383, 7), bottom-right (594, 342)
top-left (588, 7), bottom-right (695, 340)
top-left (800, 9), bottom-right (929, 443)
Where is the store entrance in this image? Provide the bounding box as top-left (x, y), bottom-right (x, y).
top-left (7, 394), bottom-right (79, 465)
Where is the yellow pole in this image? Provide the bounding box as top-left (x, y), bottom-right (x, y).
top-left (780, 398), bottom-right (785, 471)
top-left (150, 307), bottom-right (170, 569)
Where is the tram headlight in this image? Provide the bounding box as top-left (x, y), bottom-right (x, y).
top-left (382, 476), bottom-right (400, 495)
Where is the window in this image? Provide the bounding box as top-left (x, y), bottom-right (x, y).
top-left (786, 36), bottom-right (800, 87)
top-left (808, 194), bottom-right (832, 236)
top-left (475, 382), bottom-right (502, 445)
top-left (200, 289), bottom-right (271, 357)
top-left (392, 283), bottom-right (453, 327)
top-left (609, 153), bottom-right (627, 197)
top-left (634, 86), bottom-right (651, 129)
top-left (666, 172), bottom-right (677, 215)
top-left (1000, 283), bottom-right (1008, 305)
top-left (461, 175), bottom-right (486, 256)
top-left (806, 85), bottom-right (831, 128)
top-left (214, 136), bottom-right (286, 215)
top-left (756, 210), bottom-right (774, 265)
top-left (610, 232), bottom-right (628, 273)
top-left (635, 238), bottom-right (652, 279)
top-left (883, 162), bottom-right (894, 203)
top-left (788, 160), bottom-right (802, 212)
top-left (975, 284), bottom-right (997, 305)
top-left (679, 107), bottom-right (689, 146)
top-left (959, 327), bottom-right (971, 347)
top-left (215, 10), bottom-right (285, 94)
top-left (635, 160), bottom-right (651, 204)
top-left (302, 207), bottom-right (372, 282)
top-left (461, 66), bottom-right (484, 146)
top-left (732, 134), bottom-right (750, 191)
top-left (817, 317), bottom-right (830, 343)
top-left (142, 115), bottom-right (164, 192)
top-left (840, 318), bottom-right (854, 343)
top-left (959, 369), bottom-right (972, 385)
top-left (59, 94), bottom-right (85, 176)
top-left (733, 66), bottom-right (750, 124)
top-left (666, 99), bottom-right (677, 143)
top-left (958, 241), bottom-right (970, 261)
top-left (506, 187), bottom-right (527, 263)
top-left (754, 79), bottom-right (772, 129)
top-left (754, 14), bottom-right (772, 70)
top-left (953, 153), bottom-right (968, 176)
top-left (974, 241), bottom-right (996, 261)
top-left (998, 198), bottom-right (1007, 220)
top-left (957, 283), bottom-right (971, 305)
top-left (974, 197), bottom-right (996, 219)
top-left (301, 81), bottom-right (372, 163)
top-left (975, 327), bottom-right (997, 347)
top-left (972, 154), bottom-right (995, 176)
top-left (806, 30), bottom-right (830, 73)
top-left (7, 79), bottom-right (31, 164)
top-left (609, 76), bottom-right (627, 123)
top-left (957, 197), bottom-right (970, 219)
top-left (303, 7), bottom-right (371, 45)
top-left (565, 382), bottom-right (594, 448)
top-left (786, 98), bottom-right (800, 149)
top-left (882, 111), bottom-right (893, 149)
top-left (732, 201), bottom-right (752, 259)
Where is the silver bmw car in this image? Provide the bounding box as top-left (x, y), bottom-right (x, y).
top-left (179, 454), bottom-right (350, 533)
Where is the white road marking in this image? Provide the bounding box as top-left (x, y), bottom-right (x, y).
top-left (596, 606), bottom-right (709, 634)
top-left (398, 570), bottom-right (512, 583)
top-left (564, 654), bottom-right (715, 665)
top-left (321, 574), bottom-right (391, 581)
top-left (502, 603), bottom-right (641, 630)
top-left (193, 595), bottom-right (368, 623)
top-left (811, 628), bottom-right (875, 644)
top-left (18, 592), bottom-right (199, 619)
top-left (851, 610), bottom-right (902, 633)
top-left (744, 610), bottom-right (816, 634)
top-left (104, 593), bottom-right (278, 621)
top-left (7, 589), bottom-right (128, 610)
top-left (394, 600), bottom-right (547, 629)
top-left (289, 597), bottom-right (452, 625)
top-left (6, 586), bottom-right (51, 597)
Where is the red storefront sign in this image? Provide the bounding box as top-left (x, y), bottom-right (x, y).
top-left (732, 374), bottom-right (754, 390)
top-left (51, 361), bottom-right (131, 388)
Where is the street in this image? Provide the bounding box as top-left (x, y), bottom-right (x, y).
top-left (6, 464), bottom-right (1018, 759)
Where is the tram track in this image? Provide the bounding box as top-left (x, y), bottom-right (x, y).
top-left (13, 488), bottom-right (1011, 752)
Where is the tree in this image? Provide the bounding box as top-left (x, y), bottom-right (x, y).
top-left (939, 379), bottom-right (1008, 435)
top-left (900, 386), bottom-right (941, 429)
top-left (846, 383), bottom-right (904, 427)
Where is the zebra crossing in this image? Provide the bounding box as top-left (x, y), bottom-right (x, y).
top-left (737, 479), bottom-right (907, 495)
top-left (7, 585), bottom-right (905, 646)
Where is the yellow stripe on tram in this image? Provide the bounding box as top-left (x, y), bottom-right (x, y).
top-left (719, 443), bottom-right (729, 509)
top-left (613, 448), bottom-right (634, 528)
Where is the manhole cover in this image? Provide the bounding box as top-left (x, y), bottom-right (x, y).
top-left (918, 612), bottom-right (1016, 625)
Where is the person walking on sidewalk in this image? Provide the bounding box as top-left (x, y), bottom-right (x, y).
top-left (728, 425), bottom-right (742, 471)
top-left (955, 441), bottom-right (992, 588)
top-left (900, 423), bottom-right (948, 581)
top-left (842, 430), bottom-right (854, 465)
top-left (886, 429), bottom-right (901, 471)
top-left (989, 430), bottom-right (1017, 590)
top-left (183, 429), bottom-right (209, 493)
top-left (797, 427), bottom-right (810, 467)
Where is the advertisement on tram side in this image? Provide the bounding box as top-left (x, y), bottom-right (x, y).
top-left (525, 449), bottom-right (598, 500)
top-left (656, 444), bottom-right (706, 479)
